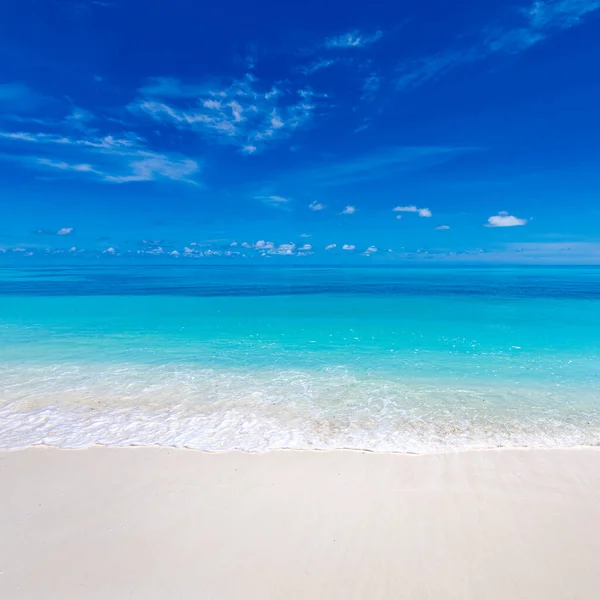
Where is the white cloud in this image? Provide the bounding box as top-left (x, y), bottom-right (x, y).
top-left (393, 205), bottom-right (432, 217)
top-left (38, 159), bottom-right (100, 174)
top-left (230, 241), bottom-right (238, 247)
top-left (325, 30), bottom-right (383, 49)
top-left (273, 243), bottom-right (295, 255)
top-left (436, 225), bottom-right (450, 230)
top-left (255, 240), bottom-right (276, 250)
top-left (396, 215), bottom-right (402, 220)
top-left (361, 74), bottom-right (382, 101)
top-left (298, 244), bottom-right (312, 251)
top-left (57, 227), bottom-right (73, 235)
top-left (299, 58), bottom-right (337, 74)
top-left (342, 244), bottom-right (356, 250)
top-left (525, 0), bottom-right (600, 30)
top-left (300, 233), bottom-right (311, 238)
top-left (132, 74), bottom-right (322, 153)
top-left (309, 200), bottom-right (325, 211)
top-left (362, 245), bottom-right (378, 256)
top-left (486, 212), bottom-right (528, 227)
top-left (325, 243), bottom-right (337, 250)
top-left (291, 146), bottom-right (477, 188)
top-left (0, 129), bottom-right (201, 185)
top-left (102, 247), bottom-right (116, 254)
top-left (341, 205), bottom-right (356, 215)
top-left (396, 0), bottom-right (600, 90)
top-left (255, 195), bottom-right (290, 205)
top-left (65, 107), bottom-right (96, 132)
top-left (103, 156), bottom-right (199, 184)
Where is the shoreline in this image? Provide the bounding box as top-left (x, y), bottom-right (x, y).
top-left (2, 446), bottom-right (600, 599)
top-left (2, 441), bottom-right (600, 454)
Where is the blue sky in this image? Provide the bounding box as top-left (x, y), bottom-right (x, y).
top-left (1, 0), bottom-right (599, 262)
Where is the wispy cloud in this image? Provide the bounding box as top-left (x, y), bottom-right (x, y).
top-left (308, 200), bottom-right (325, 211)
top-left (131, 74), bottom-right (323, 153)
top-left (341, 205), bottom-right (356, 214)
top-left (397, 0), bottom-right (600, 89)
top-left (393, 205), bottom-right (432, 217)
top-left (342, 244), bottom-right (356, 250)
top-left (65, 107), bottom-right (96, 131)
top-left (325, 30), bottom-right (383, 49)
top-left (103, 156), bottom-right (199, 184)
top-left (486, 212), bottom-right (529, 227)
top-left (436, 225), bottom-right (451, 230)
top-left (298, 58), bottom-right (337, 75)
top-left (255, 195), bottom-right (291, 204)
top-left (296, 146), bottom-right (478, 188)
top-left (0, 82), bottom-right (49, 112)
top-left (325, 243), bottom-right (337, 250)
top-left (0, 130), bottom-right (201, 184)
top-left (57, 227), bottom-right (73, 235)
top-left (361, 74), bottom-right (382, 101)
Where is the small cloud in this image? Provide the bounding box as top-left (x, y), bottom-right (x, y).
top-left (392, 205), bottom-right (432, 217)
top-left (396, 215), bottom-right (402, 220)
top-left (230, 241), bottom-right (238, 247)
top-left (242, 145), bottom-right (257, 154)
top-left (66, 107), bottom-right (95, 128)
top-left (273, 242), bottom-right (295, 255)
top-left (255, 195), bottom-right (291, 206)
top-left (299, 58), bottom-right (337, 75)
top-left (255, 240), bottom-right (276, 250)
top-left (486, 212), bottom-right (528, 227)
top-left (325, 243), bottom-right (337, 250)
top-left (353, 120), bottom-right (371, 134)
top-left (300, 233), bottom-right (312, 238)
top-left (57, 227), bottom-right (73, 235)
top-left (362, 245), bottom-right (378, 256)
top-left (309, 200), bottom-right (325, 211)
top-left (341, 205), bottom-right (356, 215)
top-left (102, 247), bottom-right (116, 254)
top-left (342, 244), bottom-right (356, 250)
top-left (436, 225), bottom-right (450, 230)
top-left (299, 244), bottom-right (312, 251)
top-left (325, 30), bottom-right (383, 49)
top-left (361, 74), bottom-right (382, 101)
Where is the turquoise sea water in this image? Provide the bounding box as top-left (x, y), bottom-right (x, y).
top-left (1, 265), bottom-right (600, 452)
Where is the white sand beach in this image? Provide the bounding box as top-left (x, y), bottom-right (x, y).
top-left (1, 447), bottom-right (600, 599)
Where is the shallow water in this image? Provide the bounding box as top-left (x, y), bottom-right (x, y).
top-left (1, 265), bottom-right (599, 452)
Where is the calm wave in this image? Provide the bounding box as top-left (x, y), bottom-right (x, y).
top-left (1, 265), bottom-right (599, 452)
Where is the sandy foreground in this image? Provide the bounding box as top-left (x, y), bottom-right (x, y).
top-left (1, 448), bottom-right (600, 599)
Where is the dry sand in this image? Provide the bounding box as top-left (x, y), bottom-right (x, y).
top-left (1, 447), bottom-right (600, 599)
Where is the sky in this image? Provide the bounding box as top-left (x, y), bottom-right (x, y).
top-left (1, 0), bottom-right (599, 262)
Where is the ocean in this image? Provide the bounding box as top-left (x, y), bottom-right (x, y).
top-left (1, 264), bottom-right (599, 452)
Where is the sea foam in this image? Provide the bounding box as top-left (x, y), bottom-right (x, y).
top-left (2, 362), bottom-right (599, 452)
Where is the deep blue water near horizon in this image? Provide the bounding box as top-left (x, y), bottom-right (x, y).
top-left (1, 264), bottom-right (600, 452)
